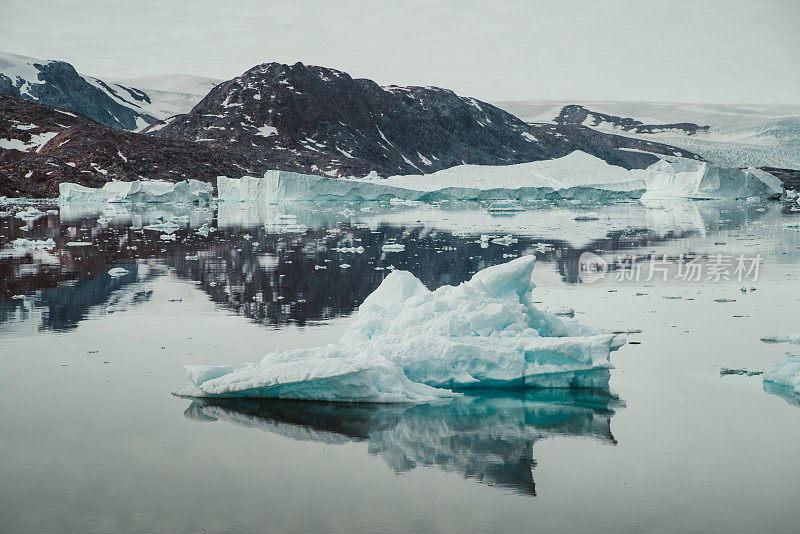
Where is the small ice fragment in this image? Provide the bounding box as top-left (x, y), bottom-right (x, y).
top-left (760, 334), bottom-right (800, 345)
top-left (108, 267), bottom-right (129, 278)
top-left (487, 200), bottom-right (524, 213)
top-left (491, 235), bottom-right (518, 246)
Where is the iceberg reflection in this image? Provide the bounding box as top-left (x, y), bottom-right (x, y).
top-left (183, 379), bottom-right (622, 496)
top-left (762, 381), bottom-right (800, 407)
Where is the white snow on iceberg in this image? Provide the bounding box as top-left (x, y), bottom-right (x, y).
top-left (176, 256), bottom-right (625, 403)
top-left (217, 151), bottom-right (783, 204)
top-left (763, 354), bottom-right (800, 394)
top-left (59, 179), bottom-right (212, 204)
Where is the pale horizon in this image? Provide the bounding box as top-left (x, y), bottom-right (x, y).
top-left (2, 0), bottom-right (798, 106)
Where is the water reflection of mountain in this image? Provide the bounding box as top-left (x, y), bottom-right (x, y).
top-left (0, 262), bottom-right (158, 333)
top-left (183, 383), bottom-right (622, 496)
top-left (1, 200), bottom-right (784, 330)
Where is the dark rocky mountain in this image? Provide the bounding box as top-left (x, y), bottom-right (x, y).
top-left (554, 104), bottom-right (710, 135)
top-left (0, 52), bottom-right (161, 131)
top-left (0, 95), bottom-right (253, 197)
top-left (146, 61), bottom-right (704, 177)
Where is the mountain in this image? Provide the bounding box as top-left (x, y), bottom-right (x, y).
top-left (0, 94), bottom-right (251, 197)
top-left (497, 100), bottom-right (800, 170)
top-left (0, 52), bottom-right (219, 131)
top-left (145, 61), bottom-right (703, 178)
top-left (554, 104), bottom-right (709, 135)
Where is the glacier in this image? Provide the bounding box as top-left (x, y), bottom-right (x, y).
top-left (176, 255), bottom-right (625, 403)
top-left (58, 179), bottom-right (213, 204)
top-left (217, 151), bottom-right (784, 204)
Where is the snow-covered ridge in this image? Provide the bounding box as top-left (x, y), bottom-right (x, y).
top-left (496, 100), bottom-right (800, 169)
top-left (175, 255), bottom-right (625, 403)
top-left (217, 151), bottom-right (783, 203)
top-left (0, 51), bottom-right (219, 130)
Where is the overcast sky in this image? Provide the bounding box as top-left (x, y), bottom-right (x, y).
top-left (2, 0), bottom-right (798, 104)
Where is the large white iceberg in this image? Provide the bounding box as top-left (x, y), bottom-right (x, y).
top-left (59, 179), bottom-right (213, 204)
top-left (176, 256), bottom-right (625, 403)
top-left (217, 151), bottom-right (783, 203)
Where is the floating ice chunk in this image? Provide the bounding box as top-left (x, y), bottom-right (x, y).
top-left (12, 238), bottom-right (55, 250)
top-left (195, 223), bottom-right (215, 237)
top-left (108, 267), bottom-right (129, 278)
top-left (14, 206), bottom-right (47, 220)
top-left (177, 256), bottom-right (624, 403)
top-left (491, 235), bottom-right (518, 246)
top-left (763, 354), bottom-right (800, 394)
top-left (761, 334), bottom-right (800, 345)
top-left (335, 246), bottom-right (365, 254)
top-left (143, 220), bottom-right (180, 233)
top-left (59, 180), bottom-right (212, 204)
top-left (487, 200), bottom-right (524, 213)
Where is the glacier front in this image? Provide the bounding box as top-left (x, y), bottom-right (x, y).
top-left (217, 151), bottom-right (784, 203)
top-left (176, 256), bottom-right (625, 403)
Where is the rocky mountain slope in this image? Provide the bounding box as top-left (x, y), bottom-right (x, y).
top-left (554, 104), bottom-right (709, 135)
top-left (0, 52), bottom-right (217, 131)
top-left (146, 62), bottom-right (702, 178)
top-left (0, 95), bottom-right (251, 197)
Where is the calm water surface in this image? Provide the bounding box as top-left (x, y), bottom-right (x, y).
top-left (1, 198), bottom-right (799, 533)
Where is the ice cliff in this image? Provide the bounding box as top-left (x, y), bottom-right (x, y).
top-left (176, 256), bottom-right (625, 403)
top-left (217, 151), bottom-right (783, 203)
top-left (58, 179), bottom-right (212, 204)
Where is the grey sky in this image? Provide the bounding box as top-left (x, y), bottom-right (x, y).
top-left (2, 0), bottom-right (798, 104)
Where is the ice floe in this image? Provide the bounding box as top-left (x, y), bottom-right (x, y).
top-left (176, 255), bottom-right (625, 403)
top-left (59, 179), bottom-right (213, 204)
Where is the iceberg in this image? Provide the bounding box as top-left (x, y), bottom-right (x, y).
top-left (176, 256), bottom-right (625, 403)
top-left (763, 354), bottom-right (800, 394)
top-left (640, 159), bottom-right (784, 200)
top-left (59, 179), bottom-right (213, 204)
top-left (216, 151), bottom-right (784, 204)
